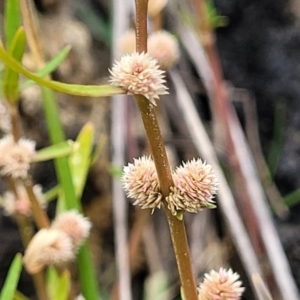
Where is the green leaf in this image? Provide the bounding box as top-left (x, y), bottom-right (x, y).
top-left (3, 27), bottom-right (26, 102)
top-left (284, 188), bottom-right (300, 208)
top-left (69, 122), bottom-right (94, 198)
top-left (108, 164), bottom-right (123, 178)
top-left (0, 42), bottom-right (125, 98)
top-left (20, 46), bottom-right (72, 91)
top-left (39, 86), bottom-right (100, 299)
top-left (5, 0), bottom-right (21, 49)
top-left (175, 211), bottom-right (183, 221)
top-left (33, 141), bottom-right (75, 162)
top-left (13, 291), bottom-right (30, 300)
top-left (0, 253), bottom-right (22, 300)
top-left (144, 272), bottom-right (169, 300)
top-left (91, 134), bottom-right (107, 165)
top-left (44, 185), bottom-right (60, 202)
top-left (47, 267), bottom-right (70, 300)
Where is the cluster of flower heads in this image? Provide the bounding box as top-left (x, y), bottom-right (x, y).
top-left (122, 156), bottom-right (218, 215)
top-left (198, 268), bottom-right (245, 300)
top-left (23, 211), bottom-right (91, 274)
top-left (118, 30), bottom-right (180, 70)
top-left (1, 184), bottom-right (45, 216)
top-left (0, 135), bottom-right (36, 179)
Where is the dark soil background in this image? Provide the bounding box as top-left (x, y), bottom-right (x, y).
top-left (1, 0), bottom-right (300, 299)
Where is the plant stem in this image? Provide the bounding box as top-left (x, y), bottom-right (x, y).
top-left (23, 180), bottom-right (50, 228)
top-left (8, 103), bottom-right (20, 141)
top-left (135, 95), bottom-right (198, 300)
top-left (134, 1), bottom-right (198, 298)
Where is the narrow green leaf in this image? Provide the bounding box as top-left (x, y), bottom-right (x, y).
top-left (77, 245), bottom-right (100, 300)
top-left (144, 272), bottom-right (169, 300)
top-left (44, 185), bottom-right (60, 202)
top-left (91, 134), bottom-right (107, 165)
top-left (5, 0), bottom-right (21, 49)
top-left (3, 27), bottom-right (26, 102)
top-left (20, 46), bottom-right (71, 91)
top-left (109, 164), bottom-right (123, 178)
top-left (284, 188), bottom-right (300, 208)
top-left (39, 87), bottom-right (100, 300)
top-left (0, 42), bottom-right (125, 97)
top-left (0, 254), bottom-right (22, 300)
top-left (13, 291), bottom-right (30, 300)
top-left (69, 123), bottom-right (94, 198)
top-left (33, 141), bottom-right (75, 162)
top-left (47, 267), bottom-right (70, 300)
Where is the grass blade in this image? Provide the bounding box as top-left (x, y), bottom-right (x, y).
top-left (0, 42), bottom-right (124, 98)
top-left (3, 27), bottom-right (26, 102)
top-left (5, 0), bottom-right (21, 49)
top-left (20, 45), bottom-right (71, 91)
top-left (0, 254), bottom-right (22, 300)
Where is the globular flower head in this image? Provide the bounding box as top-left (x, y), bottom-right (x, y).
top-left (198, 268), bottom-right (245, 300)
top-left (166, 158), bottom-right (218, 215)
top-left (122, 156), bottom-right (163, 212)
top-left (0, 135), bottom-right (36, 178)
top-left (2, 184), bottom-right (45, 216)
top-left (109, 52), bottom-right (168, 105)
top-left (52, 211), bottom-right (91, 248)
top-left (148, 0), bottom-right (168, 17)
top-left (118, 30), bottom-right (136, 56)
top-left (23, 228), bottom-right (75, 274)
top-left (148, 31), bottom-right (180, 70)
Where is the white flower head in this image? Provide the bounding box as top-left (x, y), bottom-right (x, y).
top-left (2, 184), bottom-right (45, 216)
top-left (118, 30), bottom-right (136, 56)
top-left (166, 158), bottom-right (218, 215)
top-left (198, 268), bottom-right (245, 300)
top-left (148, 31), bottom-right (180, 70)
top-left (122, 156), bottom-right (163, 212)
top-left (23, 228), bottom-right (75, 274)
top-left (52, 210), bottom-right (91, 248)
top-left (109, 52), bottom-right (168, 105)
top-left (0, 135), bottom-right (36, 178)
top-left (148, 0), bottom-right (168, 17)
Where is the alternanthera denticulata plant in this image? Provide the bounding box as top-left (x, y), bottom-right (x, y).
top-left (0, 0), bottom-right (245, 299)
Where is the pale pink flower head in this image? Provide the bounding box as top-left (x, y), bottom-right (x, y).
top-left (122, 156), bottom-right (163, 211)
top-left (148, 0), bottom-right (168, 17)
top-left (52, 211), bottom-right (91, 248)
top-left (198, 268), bottom-right (245, 300)
top-left (109, 52), bottom-right (168, 105)
top-left (148, 31), bottom-right (180, 70)
top-left (2, 184), bottom-right (44, 216)
top-left (118, 30), bottom-right (136, 56)
top-left (0, 135), bottom-right (35, 178)
top-left (166, 158), bottom-right (218, 215)
top-left (23, 228), bottom-right (75, 274)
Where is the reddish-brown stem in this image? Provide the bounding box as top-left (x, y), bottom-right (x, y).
top-left (8, 103), bottom-right (20, 141)
top-left (135, 96), bottom-right (198, 299)
top-left (134, 1), bottom-right (198, 298)
top-left (23, 180), bottom-right (50, 228)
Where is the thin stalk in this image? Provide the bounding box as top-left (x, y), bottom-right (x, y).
top-left (23, 179), bottom-right (50, 228)
top-left (135, 95), bottom-right (198, 300)
top-left (8, 103), bottom-right (20, 141)
top-left (134, 2), bottom-right (198, 298)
